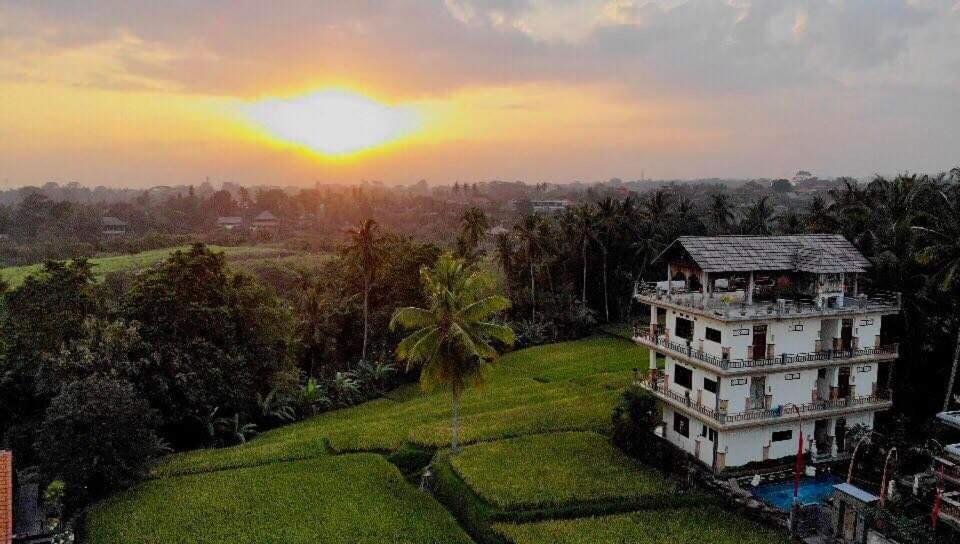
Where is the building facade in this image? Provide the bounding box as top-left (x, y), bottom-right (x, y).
top-left (634, 235), bottom-right (900, 471)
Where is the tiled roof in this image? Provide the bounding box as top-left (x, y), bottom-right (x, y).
top-left (253, 210), bottom-right (278, 221)
top-left (217, 216), bottom-right (243, 224)
top-left (101, 216), bottom-right (127, 227)
top-left (658, 235), bottom-right (871, 273)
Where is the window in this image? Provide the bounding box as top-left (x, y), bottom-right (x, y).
top-left (785, 372), bottom-right (801, 381)
top-left (674, 365), bottom-right (693, 389)
top-left (792, 324), bottom-right (804, 332)
top-left (772, 430), bottom-right (793, 442)
top-left (730, 378), bottom-right (747, 386)
top-left (700, 425), bottom-right (718, 442)
top-left (704, 377), bottom-right (718, 394)
top-left (858, 365), bottom-right (872, 373)
top-left (705, 327), bottom-right (722, 343)
top-left (675, 317), bottom-right (694, 341)
top-left (673, 413), bottom-right (690, 437)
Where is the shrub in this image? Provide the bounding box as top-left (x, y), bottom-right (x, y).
top-left (36, 376), bottom-right (159, 505)
top-left (610, 385), bottom-right (661, 459)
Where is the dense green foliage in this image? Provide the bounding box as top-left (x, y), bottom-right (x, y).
top-left (611, 386), bottom-right (667, 464)
top-left (492, 507), bottom-right (791, 544)
top-left (37, 376), bottom-right (159, 506)
top-left (86, 455), bottom-right (472, 544)
top-left (123, 244), bottom-right (294, 444)
top-left (0, 245), bottom-right (306, 502)
top-left (450, 432), bottom-right (674, 510)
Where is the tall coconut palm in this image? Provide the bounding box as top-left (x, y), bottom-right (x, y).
top-left (493, 232), bottom-right (513, 278)
top-left (564, 204), bottom-right (596, 307)
top-left (345, 219), bottom-right (381, 361)
top-left (914, 183), bottom-right (960, 410)
top-left (708, 193), bottom-right (734, 234)
top-left (513, 214), bottom-right (550, 321)
top-left (390, 253), bottom-right (515, 453)
top-left (741, 196), bottom-right (775, 235)
top-left (595, 198), bottom-right (623, 322)
top-left (457, 207), bottom-right (490, 262)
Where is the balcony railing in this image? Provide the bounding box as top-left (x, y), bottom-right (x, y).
top-left (633, 327), bottom-right (898, 372)
top-left (634, 282), bottom-right (901, 320)
top-left (640, 376), bottom-right (892, 426)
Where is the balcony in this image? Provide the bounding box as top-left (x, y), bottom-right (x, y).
top-left (634, 282), bottom-right (901, 322)
top-left (633, 326), bottom-right (898, 374)
top-left (639, 375), bottom-right (893, 429)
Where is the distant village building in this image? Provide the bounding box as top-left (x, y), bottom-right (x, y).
top-left (251, 211), bottom-right (280, 234)
top-left (487, 225), bottom-right (509, 238)
top-left (217, 216), bottom-right (244, 230)
top-left (529, 200), bottom-right (572, 214)
top-left (101, 216), bottom-right (128, 236)
top-left (634, 235), bottom-right (900, 471)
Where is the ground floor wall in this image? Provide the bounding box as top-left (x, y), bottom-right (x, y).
top-left (661, 406), bottom-right (877, 470)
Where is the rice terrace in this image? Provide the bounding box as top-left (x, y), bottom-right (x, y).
top-left (85, 336), bottom-right (786, 544)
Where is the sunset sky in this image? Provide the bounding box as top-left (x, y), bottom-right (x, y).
top-left (1, 1), bottom-right (958, 187)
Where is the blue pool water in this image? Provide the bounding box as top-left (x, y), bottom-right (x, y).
top-left (751, 475), bottom-right (842, 510)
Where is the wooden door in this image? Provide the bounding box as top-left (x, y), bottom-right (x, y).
top-left (752, 325), bottom-right (767, 359)
top-left (841, 319), bottom-right (853, 350)
top-left (838, 367), bottom-right (851, 399)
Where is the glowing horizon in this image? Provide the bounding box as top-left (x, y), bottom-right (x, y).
top-left (1, 1), bottom-right (957, 187)
top-left (241, 90), bottom-right (424, 158)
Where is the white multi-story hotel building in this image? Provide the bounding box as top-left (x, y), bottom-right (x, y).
top-left (633, 235), bottom-right (900, 472)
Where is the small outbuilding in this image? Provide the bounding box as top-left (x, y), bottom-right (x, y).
top-left (831, 482), bottom-right (878, 544)
top-left (101, 216), bottom-right (128, 236)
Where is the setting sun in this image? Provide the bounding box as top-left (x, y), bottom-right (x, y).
top-left (241, 90), bottom-right (422, 157)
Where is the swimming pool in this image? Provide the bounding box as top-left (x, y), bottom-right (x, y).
top-left (751, 474), bottom-right (842, 510)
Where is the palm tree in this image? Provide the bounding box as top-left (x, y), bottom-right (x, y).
top-left (493, 232), bottom-right (513, 278)
top-left (345, 219), bottom-right (381, 361)
top-left (741, 196), bottom-right (775, 235)
top-left (457, 207), bottom-right (489, 262)
top-left (805, 196), bottom-right (831, 233)
top-left (595, 198), bottom-right (622, 322)
top-left (390, 253), bottom-right (515, 453)
top-left (513, 214), bottom-right (549, 321)
top-left (914, 184), bottom-right (960, 410)
top-left (708, 193), bottom-right (734, 234)
top-left (564, 204), bottom-right (596, 306)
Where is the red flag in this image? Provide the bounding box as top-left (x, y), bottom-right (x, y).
top-left (794, 426), bottom-right (804, 500)
top-left (933, 488), bottom-right (942, 529)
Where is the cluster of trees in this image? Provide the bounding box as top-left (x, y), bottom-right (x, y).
top-left (485, 190), bottom-right (792, 343)
top-left (490, 168), bottom-right (960, 431)
top-left (0, 225), bottom-right (448, 508)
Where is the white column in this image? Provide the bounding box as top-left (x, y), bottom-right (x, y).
top-left (746, 271), bottom-right (754, 304)
top-left (830, 419), bottom-right (839, 457)
top-left (666, 263), bottom-right (673, 299)
top-left (702, 271), bottom-right (709, 297)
